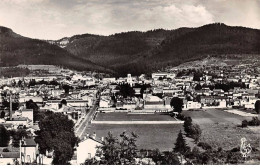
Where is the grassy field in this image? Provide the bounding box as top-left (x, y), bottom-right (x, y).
top-left (182, 109), bottom-right (260, 150)
top-left (83, 124), bottom-right (184, 151)
top-left (83, 109), bottom-right (260, 152)
top-left (95, 112), bottom-right (177, 121)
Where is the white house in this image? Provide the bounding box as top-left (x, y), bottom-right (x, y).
top-left (21, 138), bottom-right (38, 164)
top-left (0, 152), bottom-right (20, 165)
top-left (99, 98), bottom-right (111, 108)
top-left (77, 136), bottom-right (102, 164)
top-left (21, 109), bottom-right (33, 122)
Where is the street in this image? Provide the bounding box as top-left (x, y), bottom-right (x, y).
top-left (75, 93), bottom-right (100, 139)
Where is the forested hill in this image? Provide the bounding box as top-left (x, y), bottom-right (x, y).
top-left (0, 26), bottom-right (114, 74)
top-left (2, 23), bottom-right (260, 77)
top-left (51, 23), bottom-right (260, 76)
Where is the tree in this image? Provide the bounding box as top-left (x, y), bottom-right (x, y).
top-left (2, 100), bottom-right (19, 111)
top-left (99, 131), bottom-right (120, 165)
top-left (195, 84), bottom-right (202, 90)
top-left (255, 100), bottom-right (260, 114)
top-left (35, 112), bottom-right (78, 165)
top-left (241, 120), bottom-right (248, 128)
top-left (9, 129), bottom-right (29, 147)
top-left (193, 72), bottom-right (203, 81)
top-left (248, 117), bottom-right (260, 126)
top-left (150, 149), bottom-right (164, 164)
top-left (174, 130), bottom-right (190, 155)
top-left (116, 84), bottom-right (135, 98)
top-left (170, 97), bottom-right (183, 113)
top-left (184, 117), bottom-right (202, 143)
top-left (189, 124), bottom-right (202, 143)
top-left (61, 99), bottom-right (67, 106)
top-left (26, 99), bottom-right (39, 111)
top-left (62, 85), bottom-right (71, 94)
top-left (98, 131), bottom-right (138, 165)
top-left (17, 80), bottom-right (23, 87)
top-left (28, 79), bottom-right (36, 87)
top-left (0, 111), bottom-right (5, 118)
top-left (183, 117), bottom-right (193, 134)
top-left (118, 132), bottom-right (138, 164)
top-left (26, 99), bottom-right (43, 123)
top-left (0, 125), bottom-right (10, 147)
top-left (163, 151), bottom-right (180, 165)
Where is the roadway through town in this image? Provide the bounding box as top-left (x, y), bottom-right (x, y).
top-left (75, 94), bottom-right (100, 139)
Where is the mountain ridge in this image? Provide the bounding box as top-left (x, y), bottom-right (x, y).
top-left (1, 23), bottom-right (260, 76)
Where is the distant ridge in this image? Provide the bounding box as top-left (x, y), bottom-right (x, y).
top-left (0, 26), bottom-right (114, 74)
top-left (1, 23), bottom-right (260, 76)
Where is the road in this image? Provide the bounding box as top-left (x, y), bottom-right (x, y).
top-left (75, 94), bottom-right (100, 139)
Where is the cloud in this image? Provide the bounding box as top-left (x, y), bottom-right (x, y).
top-left (0, 0), bottom-right (259, 39)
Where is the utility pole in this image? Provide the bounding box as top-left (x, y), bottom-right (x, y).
top-left (9, 93), bottom-right (12, 120)
top-left (19, 139), bottom-right (22, 165)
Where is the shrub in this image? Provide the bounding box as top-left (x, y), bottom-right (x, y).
top-left (197, 142), bottom-right (212, 151)
top-left (176, 113), bottom-right (185, 120)
top-left (189, 124), bottom-right (202, 143)
top-left (255, 100), bottom-right (260, 114)
top-left (3, 148), bottom-right (9, 152)
top-left (248, 117), bottom-right (260, 126)
top-left (241, 120), bottom-right (248, 128)
top-left (230, 147), bottom-right (240, 153)
top-left (226, 151), bottom-right (244, 164)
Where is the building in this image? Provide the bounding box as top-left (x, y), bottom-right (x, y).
top-left (21, 109), bottom-right (33, 122)
top-left (76, 136), bottom-right (102, 164)
top-left (21, 138), bottom-right (38, 164)
top-left (0, 152), bottom-right (20, 165)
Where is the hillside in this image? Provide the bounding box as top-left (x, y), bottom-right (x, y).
top-left (0, 26), bottom-right (114, 74)
top-left (50, 23), bottom-right (260, 76)
top-left (49, 29), bottom-right (175, 68)
top-left (2, 23), bottom-right (260, 77)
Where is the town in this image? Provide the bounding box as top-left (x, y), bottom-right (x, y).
top-left (0, 58), bottom-right (259, 165)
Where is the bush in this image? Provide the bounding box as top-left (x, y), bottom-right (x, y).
top-left (176, 113), bottom-right (185, 120)
top-left (226, 151), bottom-right (244, 164)
top-left (189, 124), bottom-right (202, 143)
top-left (3, 148), bottom-right (9, 152)
top-left (230, 147), bottom-right (240, 153)
top-left (241, 120), bottom-right (248, 128)
top-left (197, 142), bottom-right (212, 151)
top-left (248, 117), bottom-right (260, 126)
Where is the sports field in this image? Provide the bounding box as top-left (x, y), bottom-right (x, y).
top-left (84, 112), bottom-right (183, 151)
top-left (82, 123), bottom-right (184, 151)
top-left (95, 112), bottom-right (178, 121)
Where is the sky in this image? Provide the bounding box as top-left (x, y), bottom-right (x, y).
top-left (0, 0), bottom-right (260, 40)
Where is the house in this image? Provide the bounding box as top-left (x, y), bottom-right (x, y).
top-left (0, 152), bottom-right (20, 165)
top-left (51, 89), bottom-right (64, 98)
top-left (152, 72), bottom-right (176, 80)
top-left (5, 117), bottom-right (29, 127)
top-left (185, 101), bottom-right (201, 109)
top-left (133, 88), bottom-right (141, 95)
top-left (21, 138), bottom-right (38, 164)
top-left (99, 97), bottom-right (111, 108)
top-left (19, 96), bottom-right (43, 104)
top-left (76, 135), bottom-right (102, 164)
top-left (200, 96), bottom-right (227, 107)
top-left (103, 77), bottom-right (116, 84)
top-left (144, 95), bottom-right (166, 111)
top-left (21, 109), bottom-right (33, 122)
